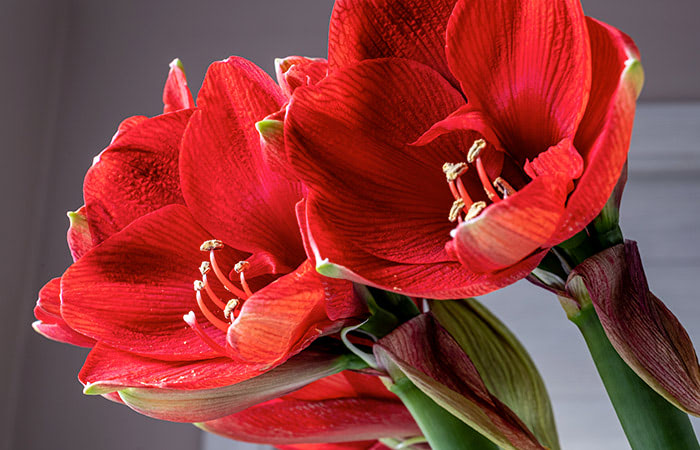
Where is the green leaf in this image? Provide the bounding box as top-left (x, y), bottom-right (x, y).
top-left (430, 299), bottom-right (560, 450)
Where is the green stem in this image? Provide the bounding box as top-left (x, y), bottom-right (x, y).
top-left (390, 377), bottom-right (499, 450)
top-left (572, 306), bottom-right (699, 450)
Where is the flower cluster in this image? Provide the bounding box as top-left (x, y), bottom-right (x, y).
top-left (33, 0), bottom-right (700, 449)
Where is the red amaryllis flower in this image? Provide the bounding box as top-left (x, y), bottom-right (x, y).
top-left (35, 56), bottom-right (363, 422)
top-left (198, 371), bottom-right (419, 446)
top-left (285, 0), bottom-right (643, 298)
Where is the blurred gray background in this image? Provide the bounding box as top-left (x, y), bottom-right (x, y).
top-left (2, 1), bottom-right (698, 449)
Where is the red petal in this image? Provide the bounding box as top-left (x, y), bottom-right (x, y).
top-left (61, 205), bottom-right (247, 360)
top-left (84, 110), bottom-right (192, 244)
top-left (329, 0), bottom-right (459, 86)
top-left (286, 58), bottom-right (467, 265)
top-left (33, 278), bottom-right (96, 347)
top-left (180, 57), bottom-right (304, 267)
top-left (79, 343), bottom-right (275, 392)
top-left (284, 371), bottom-right (398, 402)
top-left (551, 18), bottom-right (642, 244)
top-left (451, 176), bottom-right (568, 273)
top-left (227, 261), bottom-right (347, 366)
top-left (523, 139), bottom-right (583, 182)
top-left (198, 397), bottom-right (417, 444)
top-left (303, 194), bottom-right (544, 299)
top-left (110, 115), bottom-right (148, 144)
top-left (296, 200), bottom-right (367, 322)
top-left (275, 56), bottom-right (328, 97)
top-left (570, 242), bottom-right (700, 415)
top-left (163, 58), bottom-right (195, 113)
top-left (446, 0), bottom-right (591, 155)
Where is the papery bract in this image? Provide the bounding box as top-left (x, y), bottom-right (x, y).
top-left (568, 241), bottom-right (700, 416)
top-left (285, 0), bottom-right (643, 298)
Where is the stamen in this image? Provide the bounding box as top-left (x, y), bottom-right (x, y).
top-left (475, 158), bottom-right (500, 203)
top-left (234, 261), bottom-right (250, 273)
top-left (455, 178), bottom-right (473, 205)
top-left (224, 299), bottom-right (240, 320)
top-left (234, 261), bottom-right (253, 297)
top-left (200, 240), bottom-right (247, 297)
top-left (467, 139), bottom-right (487, 164)
top-left (199, 261), bottom-right (211, 275)
top-left (202, 275), bottom-right (228, 310)
top-left (195, 289), bottom-right (230, 333)
top-left (442, 162), bottom-right (468, 182)
top-left (449, 198), bottom-right (466, 222)
top-left (493, 177), bottom-right (516, 198)
top-left (200, 239), bottom-right (224, 251)
top-left (465, 201), bottom-right (487, 221)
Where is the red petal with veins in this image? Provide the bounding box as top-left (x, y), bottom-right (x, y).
top-left (79, 343), bottom-right (277, 392)
top-left (61, 205), bottom-right (247, 361)
top-left (66, 206), bottom-right (92, 261)
top-left (295, 200), bottom-right (367, 321)
top-left (180, 57), bottom-right (305, 268)
top-left (286, 58), bottom-right (466, 266)
top-left (110, 115), bottom-right (148, 145)
top-left (84, 110), bottom-right (192, 245)
top-left (227, 260), bottom-right (350, 366)
top-left (302, 193), bottom-right (544, 299)
top-left (163, 59), bottom-right (195, 113)
top-left (446, 0), bottom-right (591, 156)
top-left (451, 175), bottom-right (568, 273)
top-left (32, 277), bottom-right (96, 347)
top-left (329, 0), bottom-right (459, 86)
top-left (198, 397), bottom-right (418, 444)
top-left (550, 18), bottom-right (642, 244)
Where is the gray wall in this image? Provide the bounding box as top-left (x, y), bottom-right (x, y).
top-left (2, 1), bottom-right (699, 450)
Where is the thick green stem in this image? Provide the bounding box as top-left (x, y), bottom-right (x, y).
top-left (389, 377), bottom-right (499, 450)
top-left (572, 306), bottom-right (699, 450)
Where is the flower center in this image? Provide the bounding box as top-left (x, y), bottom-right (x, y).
top-left (442, 139), bottom-right (519, 223)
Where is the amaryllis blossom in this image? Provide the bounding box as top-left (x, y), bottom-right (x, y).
top-left (198, 371), bottom-right (419, 445)
top-left (284, 0), bottom-right (643, 298)
top-left (34, 56), bottom-right (364, 422)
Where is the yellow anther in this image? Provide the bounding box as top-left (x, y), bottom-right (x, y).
top-left (234, 261), bottom-right (250, 273)
top-left (465, 201), bottom-right (487, 221)
top-left (224, 299), bottom-right (240, 320)
top-left (193, 280), bottom-right (205, 291)
top-left (467, 139), bottom-right (487, 163)
top-left (493, 177), bottom-right (516, 198)
top-left (448, 198), bottom-right (466, 222)
top-left (442, 162), bottom-right (468, 182)
top-left (200, 240), bottom-right (224, 251)
top-left (199, 261), bottom-right (211, 275)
